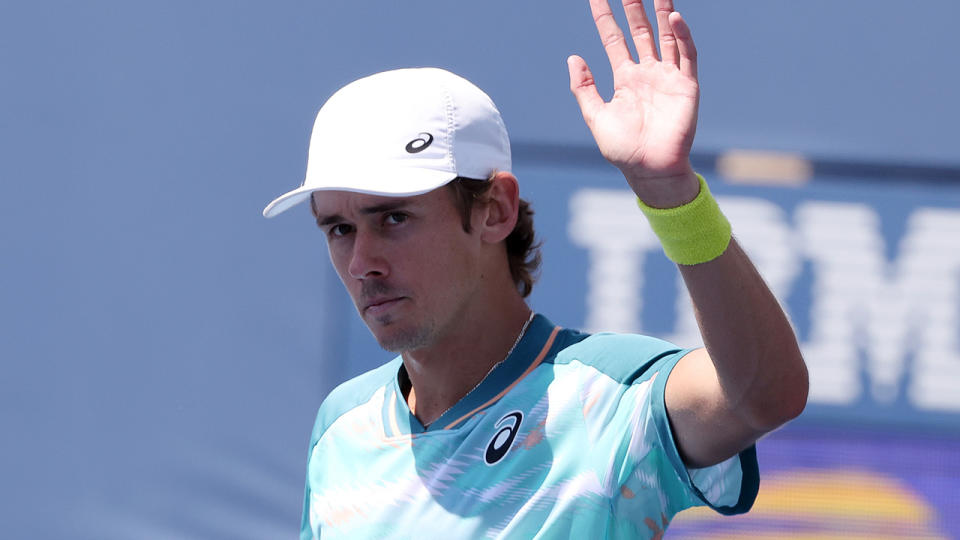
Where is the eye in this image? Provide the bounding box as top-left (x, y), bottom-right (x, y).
top-left (384, 212), bottom-right (408, 226)
top-left (328, 223), bottom-right (354, 238)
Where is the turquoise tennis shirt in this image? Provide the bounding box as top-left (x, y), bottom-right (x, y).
top-left (301, 314), bottom-right (758, 539)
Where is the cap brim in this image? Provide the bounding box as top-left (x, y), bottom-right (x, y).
top-left (262, 186), bottom-right (316, 218)
top-left (262, 168), bottom-right (461, 218)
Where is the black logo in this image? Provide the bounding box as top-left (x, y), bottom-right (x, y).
top-left (405, 132), bottom-right (434, 154)
top-left (484, 411), bottom-right (523, 465)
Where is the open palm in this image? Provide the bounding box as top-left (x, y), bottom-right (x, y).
top-left (569, 0), bottom-right (700, 187)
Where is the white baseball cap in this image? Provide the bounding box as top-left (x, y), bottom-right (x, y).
top-left (262, 67), bottom-right (512, 218)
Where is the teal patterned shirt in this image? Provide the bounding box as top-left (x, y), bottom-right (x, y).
top-left (301, 314), bottom-right (758, 539)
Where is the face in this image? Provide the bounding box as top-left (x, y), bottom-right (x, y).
top-left (311, 187), bottom-right (484, 353)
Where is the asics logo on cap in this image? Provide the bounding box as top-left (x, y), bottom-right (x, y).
top-left (484, 411), bottom-right (523, 466)
top-left (405, 132), bottom-right (434, 154)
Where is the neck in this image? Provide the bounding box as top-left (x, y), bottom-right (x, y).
top-left (402, 294), bottom-right (532, 428)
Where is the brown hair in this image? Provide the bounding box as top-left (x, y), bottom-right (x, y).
top-left (447, 176), bottom-right (541, 298)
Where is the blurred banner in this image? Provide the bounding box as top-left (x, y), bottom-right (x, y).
top-left (558, 165), bottom-right (960, 425)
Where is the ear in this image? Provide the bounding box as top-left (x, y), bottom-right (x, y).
top-left (477, 172), bottom-right (520, 244)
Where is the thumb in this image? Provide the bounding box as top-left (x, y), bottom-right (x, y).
top-left (567, 55), bottom-right (603, 127)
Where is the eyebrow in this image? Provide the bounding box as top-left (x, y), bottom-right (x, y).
top-left (315, 199), bottom-right (411, 227)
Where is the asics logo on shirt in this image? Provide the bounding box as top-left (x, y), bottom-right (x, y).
top-left (484, 411), bottom-right (523, 465)
top-left (405, 132), bottom-right (434, 153)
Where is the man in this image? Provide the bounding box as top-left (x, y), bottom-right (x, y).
top-left (264, 0), bottom-right (808, 537)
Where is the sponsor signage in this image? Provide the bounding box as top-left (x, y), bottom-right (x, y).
top-left (508, 158), bottom-right (960, 429)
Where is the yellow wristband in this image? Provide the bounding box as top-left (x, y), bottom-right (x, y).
top-left (636, 174), bottom-right (731, 265)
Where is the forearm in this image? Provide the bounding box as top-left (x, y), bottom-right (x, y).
top-left (631, 170), bottom-right (808, 431)
top-left (678, 237), bottom-right (808, 431)
top-left (634, 172), bottom-right (808, 466)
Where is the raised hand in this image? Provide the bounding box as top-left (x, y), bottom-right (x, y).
top-left (569, 0), bottom-right (700, 206)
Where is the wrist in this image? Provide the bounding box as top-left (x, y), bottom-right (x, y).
top-left (626, 169), bottom-right (700, 209)
top-left (636, 173), bottom-right (732, 266)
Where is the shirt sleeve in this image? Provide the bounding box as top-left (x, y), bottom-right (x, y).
top-left (570, 332), bottom-right (759, 520)
top-left (301, 406), bottom-right (327, 540)
top-left (300, 476), bottom-right (314, 540)
top-left (621, 349), bottom-right (760, 516)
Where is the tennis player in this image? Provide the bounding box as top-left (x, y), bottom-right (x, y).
top-left (264, 0), bottom-right (808, 537)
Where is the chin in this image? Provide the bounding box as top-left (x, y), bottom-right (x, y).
top-left (371, 322), bottom-right (433, 353)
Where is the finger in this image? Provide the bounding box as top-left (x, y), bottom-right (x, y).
top-left (621, 0), bottom-right (658, 61)
top-left (567, 55), bottom-right (604, 127)
top-left (670, 12), bottom-right (698, 79)
top-left (588, 0), bottom-right (633, 69)
top-left (654, 0), bottom-right (679, 67)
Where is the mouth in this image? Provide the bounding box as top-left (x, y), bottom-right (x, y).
top-left (362, 297), bottom-right (406, 317)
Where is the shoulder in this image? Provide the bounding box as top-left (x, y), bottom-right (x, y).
top-left (309, 357), bottom-right (402, 444)
top-left (552, 329), bottom-right (690, 385)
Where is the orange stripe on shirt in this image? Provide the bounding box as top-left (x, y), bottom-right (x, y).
top-left (387, 388), bottom-right (400, 438)
top-left (442, 326), bottom-right (561, 430)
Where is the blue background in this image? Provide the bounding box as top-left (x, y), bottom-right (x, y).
top-left (2, 1), bottom-right (959, 538)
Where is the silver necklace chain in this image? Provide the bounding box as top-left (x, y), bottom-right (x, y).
top-left (422, 310), bottom-right (535, 428)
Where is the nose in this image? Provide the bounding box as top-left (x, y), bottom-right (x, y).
top-left (347, 229), bottom-right (388, 280)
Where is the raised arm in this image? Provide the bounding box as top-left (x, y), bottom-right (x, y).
top-left (569, 0), bottom-right (808, 467)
